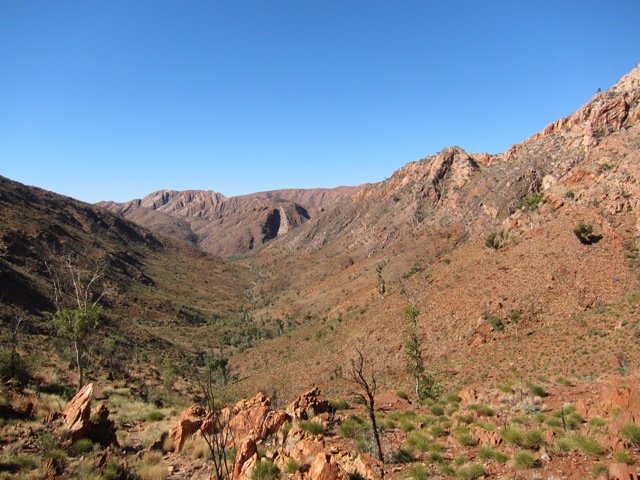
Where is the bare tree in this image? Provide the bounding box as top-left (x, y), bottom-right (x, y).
top-left (350, 348), bottom-right (384, 477)
top-left (45, 250), bottom-right (110, 391)
top-left (197, 359), bottom-right (234, 480)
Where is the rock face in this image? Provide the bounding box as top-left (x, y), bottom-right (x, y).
top-left (287, 387), bottom-right (332, 422)
top-left (229, 392), bottom-right (289, 443)
top-left (62, 383), bottom-right (94, 442)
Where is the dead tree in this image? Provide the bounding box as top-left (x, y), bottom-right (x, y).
top-left (350, 348), bottom-right (384, 477)
top-left (198, 360), bottom-right (234, 480)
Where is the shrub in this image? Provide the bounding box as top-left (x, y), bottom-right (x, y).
top-left (513, 451), bottom-right (537, 469)
top-left (299, 420), bottom-right (324, 435)
top-left (487, 316), bottom-right (504, 331)
top-left (400, 418), bottom-right (415, 432)
top-left (396, 390), bottom-right (409, 400)
top-left (516, 192), bottom-right (544, 211)
top-left (251, 459), bottom-right (279, 480)
top-left (574, 222), bottom-right (596, 244)
top-left (281, 421), bottom-right (292, 438)
top-left (457, 433), bottom-right (477, 447)
top-left (526, 382), bottom-right (547, 397)
top-left (486, 231), bottom-right (506, 250)
top-left (431, 424), bottom-right (447, 437)
top-left (146, 410), bottom-right (165, 422)
top-left (430, 404), bottom-right (445, 416)
top-left (620, 423), bottom-right (640, 445)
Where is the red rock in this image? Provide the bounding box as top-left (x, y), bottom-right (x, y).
top-left (288, 387), bottom-right (331, 421)
top-left (308, 452), bottom-right (346, 480)
top-left (458, 386), bottom-right (476, 405)
top-left (609, 462), bottom-right (639, 480)
top-left (353, 453), bottom-right (384, 479)
top-left (62, 383), bottom-right (94, 441)
top-left (168, 404), bottom-right (208, 453)
top-left (233, 436), bottom-right (258, 480)
top-left (289, 437), bottom-right (325, 466)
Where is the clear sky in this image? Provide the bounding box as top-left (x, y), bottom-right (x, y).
top-left (1, 1), bottom-right (638, 203)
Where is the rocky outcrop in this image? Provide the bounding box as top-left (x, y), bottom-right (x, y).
top-left (287, 387), bottom-right (332, 422)
top-left (229, 392), bottom-right (289, 443)
top-left (168, 404), bottom-right (210, 453)
top-left (61, 383), bottom-right (94, 442)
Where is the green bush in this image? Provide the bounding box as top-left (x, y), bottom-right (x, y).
top-left (614, 449), bottom-right (632, 464)
top-left (146, 410), bottom-right (165, 422)
top-left (487, 316), bottom-right (504, 331)
top-left (299, 420), bottom-right (324, 435)
top-left (406, 430), bottom-right (431, 452)
top-left (285, 458), bottom-right (299, 474)
top-left (394, 448), bottom-right (414, 463)
top-left (251, 459), bottom-right (279, 480)
top-left (573, 222), bottom-right (595, 244)
top-left (468, 404), bottom-right (495, 416)
top-left (516, 192), bottom-right (544, 211)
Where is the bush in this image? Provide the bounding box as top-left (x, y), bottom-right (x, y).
top-left (573, 222), bottom-right (596, 244)
top-left (394, 448), bottom-right (415, 463)
top-left (406, 430), bottom-right (431, 452)
top-left (396, 390), bottom-right (409, 400)
top-left (487, 316), bottom-right (504, 331)
top-left (513, 451), bottom-right (537, 469)
top-left (486, 231), bottom-right (506, 250)
top-left (146, 410), bottom-right (165, 422)
top-left (516, 192), bottom-right (544, 211)
top-left (299, 420), bottom-right (324, 435)
top-left (468, 404), bottom-right (495, 416)
top-left (614, 449), bottom-right (632, 464)
top-left (251, 459), bottom-right (279, 480)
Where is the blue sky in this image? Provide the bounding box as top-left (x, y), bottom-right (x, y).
top-left (1, 1), bottom-right (638, 203)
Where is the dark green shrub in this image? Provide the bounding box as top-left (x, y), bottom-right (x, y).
top-left (146, 410), bottom-right (165, 422)
top-left (71, 438), bottom-right (94, 455)
top-left (517, 192), bottom-right (544, 211)
top-left (574, 222), bottom-right (595, 244)
top-left (488, 316), bottom-right (504, 331)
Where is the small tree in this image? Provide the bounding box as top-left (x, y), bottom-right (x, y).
top-left (350, 348), bottom-right (384, 476)
top-left (376, 261), bottom-right (387, 299)
top-left (45, 251), bottom-right (109, 392)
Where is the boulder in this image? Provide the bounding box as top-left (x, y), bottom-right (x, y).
top-left (62, 383), bottom-right (94, 441)
top-left (458, 386), bottom-right (477, 405)
top-left (353, 453), bottom-right (384, 479)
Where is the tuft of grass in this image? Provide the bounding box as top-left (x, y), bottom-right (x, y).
top-left (284, 458), bottom-right (299, 474)
top-left (570, 434), bottom-right (603, 456)
top-left (477, 446), bottom-right (497, 461)
top-left (406, 430), bottom-right (431, 452)
top-left (394, 448), bottom-right (415, 464)
top-left (620, 423), bottom-right (640, 446)
top-left (513, 451), bottom-right (537, 469)
top-left (468, 404), bottom-right (494, 416)
top-left (612, 448), bottom-right (632, 464)
top-left (430, 404), bottom-right (445, 416)
top-left (146, 410), bottom-right (165, 422)
top-left (408, 464), bottom-right (429, 480)
top-left (138, 464), bottom-right (168, 480)
top-left (396, 390), bottom-right (409, 400)
top-left (71, 438), bottom-right (94, 456)
top-left (251, 459), bottom-right (279, 480)
top-left (299, 420), bottom-right (324, 436)
top-left (400, 418), bottom-right (415, 433)
top-left (591, 464), bottom-right (609, 478)
top-left (457, 463), bottom-right (485, 479)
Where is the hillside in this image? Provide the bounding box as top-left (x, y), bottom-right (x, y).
top-left (99, 187), bottom-right (358, 257)
top-left (0, 176), bottom-right (258, 396)
top-left (229, 64), bottom-right (640, 396)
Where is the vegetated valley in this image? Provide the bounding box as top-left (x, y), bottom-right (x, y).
top-left (1, 65), bottom-right (640, 479)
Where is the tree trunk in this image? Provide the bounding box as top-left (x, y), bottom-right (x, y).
top-left (74, 339), bottom-right (83, 392)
